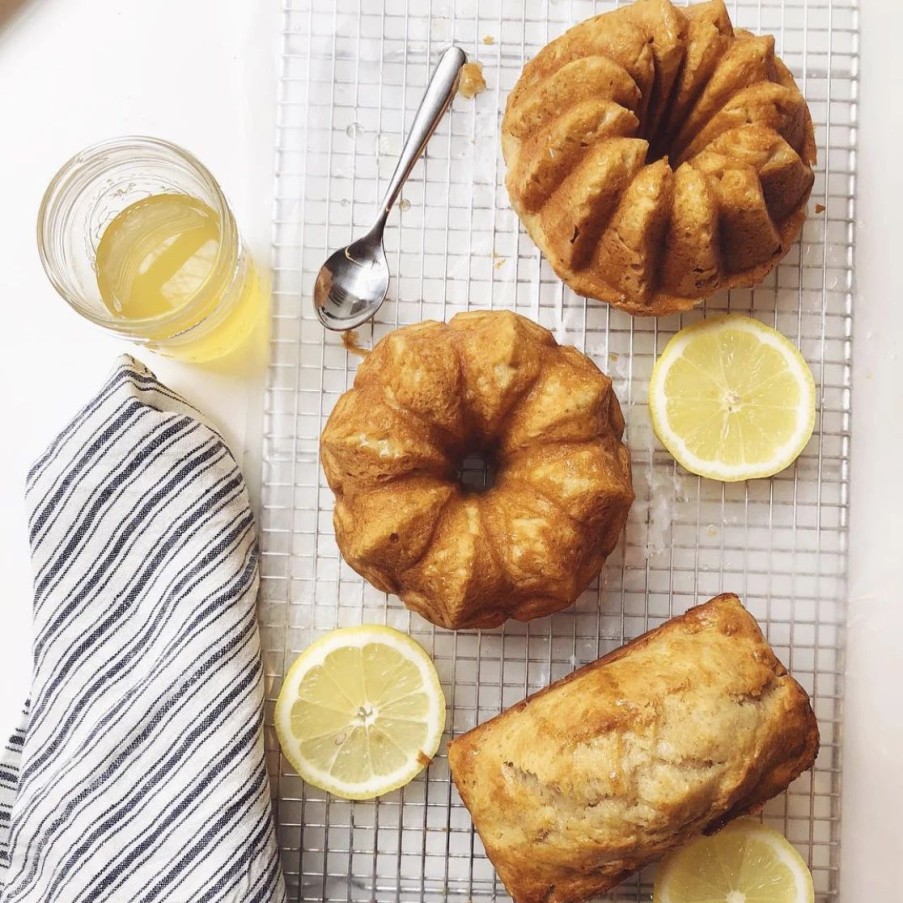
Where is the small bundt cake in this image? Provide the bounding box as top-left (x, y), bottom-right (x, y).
top-left (320, 311), bottom-right (634, 630)
top-left (502, 0), bottom-right (817, 316)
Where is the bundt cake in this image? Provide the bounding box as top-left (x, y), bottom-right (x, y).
top-left (320, 311), bottom-right (634, 630)
top-left (502, 0), bottom-right (817, 316)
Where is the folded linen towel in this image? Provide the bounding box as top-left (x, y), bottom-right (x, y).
top-left (0, 356), bottom-right (286, 903)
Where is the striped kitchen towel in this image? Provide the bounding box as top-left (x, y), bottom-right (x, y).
top-left (0, 356), bottom-right (286, 903)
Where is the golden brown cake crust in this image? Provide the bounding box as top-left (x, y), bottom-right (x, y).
top-left (319, 311), bottom-right (634, 630)
top-left (448, 594), bottom-right (820, 903)
top-left (502, 0), bottom-right (817, 316)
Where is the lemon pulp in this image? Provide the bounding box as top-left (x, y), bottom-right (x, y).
top-left (275, 626), bottom-right (446, 800)
top-left (649, 315), bottom-right (816, 482)
top-left (653, 819), bottom-right (815, 903)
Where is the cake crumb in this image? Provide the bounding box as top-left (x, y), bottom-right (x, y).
top-left (493, 256), bottom-right (506, 269)
top-left (815, 203), bottom-right (826, 214)
top-left (458, 61), bottom-right (487, 99)
top-left (482, 35), bottom-right (496, 45)
top-left (341, 330), bottom-right (369, 358)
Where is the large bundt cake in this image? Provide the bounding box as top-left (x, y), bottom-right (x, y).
top-left (502, 0), bottom-right (817, 316)
top-left (320, 311), bottom-right (634, 630)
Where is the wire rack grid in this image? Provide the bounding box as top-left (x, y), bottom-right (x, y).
top-left (260, 0), bottom-right (857, 899)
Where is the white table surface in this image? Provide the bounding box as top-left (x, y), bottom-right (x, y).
top-left (0, 0), bottom-right (898, 897)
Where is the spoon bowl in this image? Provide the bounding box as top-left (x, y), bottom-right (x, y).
top-left (313, 46), bottom-right (467, 331)
top-left (313, 230), bottom-right (389, 331)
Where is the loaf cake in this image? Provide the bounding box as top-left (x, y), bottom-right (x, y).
top-left (448, 594), bottom-right (819, 902)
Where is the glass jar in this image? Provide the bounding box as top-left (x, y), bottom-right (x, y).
top-left (37, 136), bottom-right (262, 362)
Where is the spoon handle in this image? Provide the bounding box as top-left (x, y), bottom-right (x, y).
top-left (376, 45), bottom-right (467, 226)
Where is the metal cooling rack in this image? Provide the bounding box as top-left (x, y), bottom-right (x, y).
top-left (260, 0), bottom-right (856, 899)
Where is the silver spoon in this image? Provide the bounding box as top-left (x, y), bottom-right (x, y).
top-left (313, 45), bottom-right (468, 331)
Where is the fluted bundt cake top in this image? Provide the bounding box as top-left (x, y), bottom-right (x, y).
top-left (503, 0), bottom-right (816, 316)
top-left (320, 311), bottom-right (634, 630)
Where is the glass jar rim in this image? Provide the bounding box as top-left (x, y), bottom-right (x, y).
top-left (36, 135), bottom-right (240, 334)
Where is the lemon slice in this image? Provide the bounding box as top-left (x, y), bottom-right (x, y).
top-left (649, 315), bottom-right (816, 482)
top-left (653, 819), bottom-right (815, 903)
top-left (274, 625), bottom-right (446, 800)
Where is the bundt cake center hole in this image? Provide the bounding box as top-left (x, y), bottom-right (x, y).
top-left (456, 450), bottom-right (497, 493)
top-left (645, 141), bottom-right (670, 166)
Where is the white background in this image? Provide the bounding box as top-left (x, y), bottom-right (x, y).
top-left (0, 0), bottom-right (898, 898)
top-left (0, 0), bottom-right (279, 723)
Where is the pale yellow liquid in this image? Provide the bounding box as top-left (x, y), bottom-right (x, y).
top-left (95, 193), bottom-right (264, 362)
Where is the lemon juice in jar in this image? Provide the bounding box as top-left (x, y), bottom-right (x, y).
top-left (38, 137), bottom-right (264, 362)
top-left (94, 193), bottom-right (261, 361)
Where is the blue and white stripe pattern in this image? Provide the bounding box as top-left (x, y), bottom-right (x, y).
top-left (0, 356), bottom-right (286, 903)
